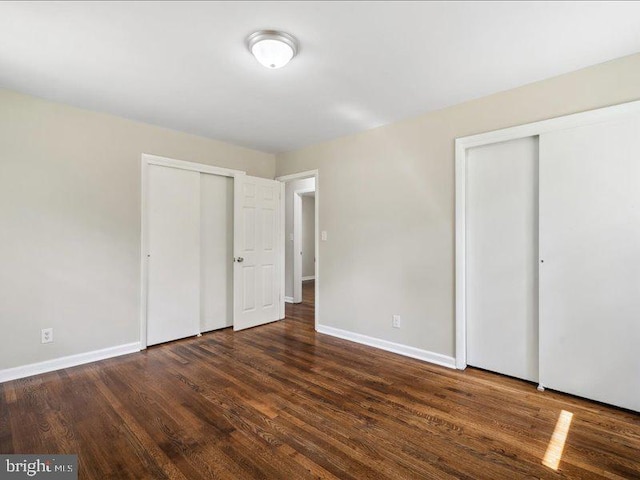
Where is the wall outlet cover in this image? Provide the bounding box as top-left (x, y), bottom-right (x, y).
top-left (41, 328), bottom-right (53, 344)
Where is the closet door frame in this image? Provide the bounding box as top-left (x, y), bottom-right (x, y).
top-left (140, 154), bottom-right (245, 350)
top-left (455, 99), bottom-right (640, 370)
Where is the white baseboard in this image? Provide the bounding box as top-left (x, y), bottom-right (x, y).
top-left (284, 296), bottom-right (294, 303)
top-left (0, 342), bottom-right (141, 383)
top-left (316, 325), bottom-right (456, 369)
top-left (302, 276), bottom-right (315, 281)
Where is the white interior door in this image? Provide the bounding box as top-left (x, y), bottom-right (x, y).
top-left (233, 174), bottom-right (283, 331)
top-left (466, 136), bottom-right (539, 382)
top-left (147, 165), bottom-right (200, 346)
top-left (200, 173), bottom-right (233, 332)
top-left (539, 116), bottom-right (640, 411)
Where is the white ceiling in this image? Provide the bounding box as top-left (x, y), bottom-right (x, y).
top-left (1, 1), bottom-right (640, 153)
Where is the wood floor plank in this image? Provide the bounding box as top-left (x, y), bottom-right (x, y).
top-left (0, 383), bottom-right (14, 453)
top-left (1, 281), bottom-right (639, 479)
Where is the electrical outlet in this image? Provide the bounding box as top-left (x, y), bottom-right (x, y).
top-left (392, 315), bottom-right (401, 328)
top-left (41, 328), bottom-right (53, 344)
top-left (321, 230), bottom-right (327, 241)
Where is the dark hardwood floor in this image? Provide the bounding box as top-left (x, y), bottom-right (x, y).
top-left (1, 280), bottom-right (639, 479)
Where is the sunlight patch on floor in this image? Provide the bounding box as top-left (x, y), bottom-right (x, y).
top-left (543, 410), bottom-right (574, 470)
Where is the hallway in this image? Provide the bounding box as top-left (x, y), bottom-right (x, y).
top-left (285, 280), bottom-right (314, 325)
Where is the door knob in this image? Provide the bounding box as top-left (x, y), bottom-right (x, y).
top-left (236, 257), bottom-right (244, 263)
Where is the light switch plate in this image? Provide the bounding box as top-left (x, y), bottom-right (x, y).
top-left (321, 231), bottom-right (327, 241)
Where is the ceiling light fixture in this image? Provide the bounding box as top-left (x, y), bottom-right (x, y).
top-left (247, 30), bottom-right (298, 69)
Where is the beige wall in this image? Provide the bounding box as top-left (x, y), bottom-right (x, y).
top-left (276, 53), bottom-right (640, 358)
top-left (0, 89), bottom-right (274, 370)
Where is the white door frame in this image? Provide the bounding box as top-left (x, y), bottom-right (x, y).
top-left (275, 170), bottom-right (319, 329)
top-left (140, 153), bottom-right (245, 350)
top-left (455, 99), bottom-right (640, 370)
top-left (293, 187), bottom-right (316, 303)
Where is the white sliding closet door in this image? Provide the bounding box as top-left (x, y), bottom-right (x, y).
top-left (539, 116), bottom-right (640, 412)
top-left (466, 136), bottom-right (539, 382)
top-left (200, 173), bottom-right (233, 332)
top-left (147, 165), bottom-right (200, 346)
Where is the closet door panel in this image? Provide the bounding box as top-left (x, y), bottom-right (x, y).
top-left (466, 136), bottom-right (539, 382)
top-left (539, 116), bottom-right (640, 411)
top-left (147, 165), bottom-right (201, 346)
top-left (200, 173), bottom-right (233, 332)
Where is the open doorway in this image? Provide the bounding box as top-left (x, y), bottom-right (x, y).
top-left (296, 190), bottom-right (315, 311)
top-left (276, 170), bottom-right (318, 327)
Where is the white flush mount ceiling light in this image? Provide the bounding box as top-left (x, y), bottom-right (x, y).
top-left (247, 30), bottom-right (298, 69)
